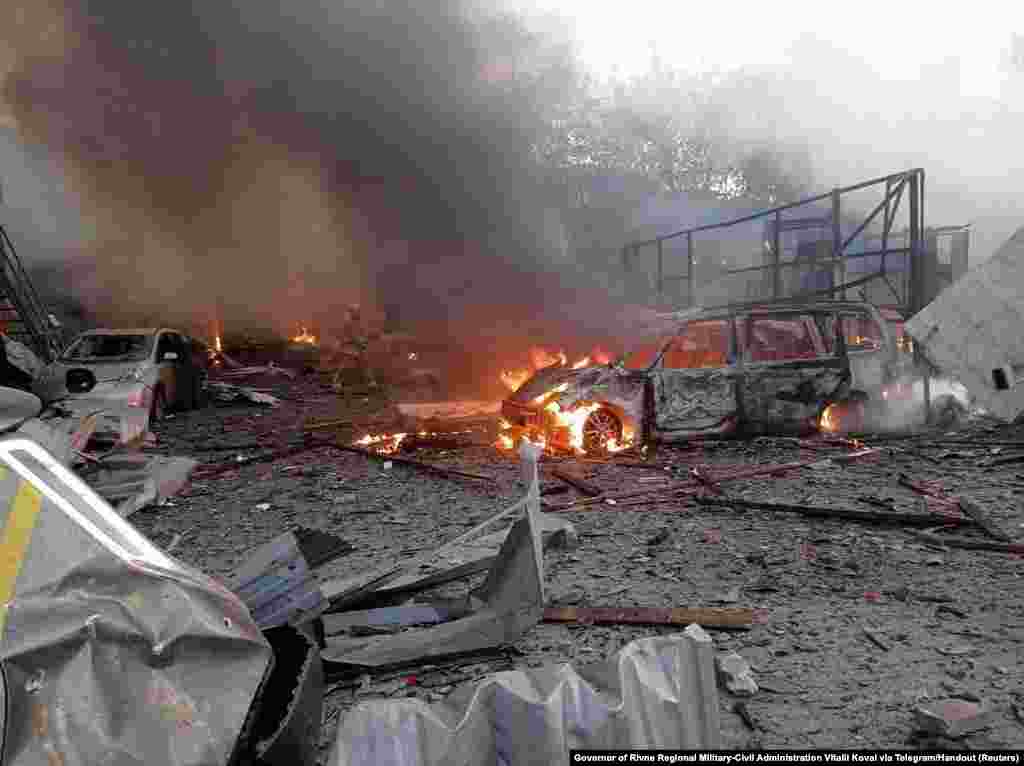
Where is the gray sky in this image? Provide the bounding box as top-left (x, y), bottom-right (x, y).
top-left (505, 0), bottom-right (1024, 261)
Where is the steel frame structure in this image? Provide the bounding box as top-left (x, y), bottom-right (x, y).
top-left (621, 168), bottom-right (929, 316)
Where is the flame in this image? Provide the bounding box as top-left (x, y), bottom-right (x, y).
top-left (501, 368), bottom-right (532, 392)
top-left (353, 432), bottom-right (408, 454)
top-left (571, 356), bottom-right (590, 370)
top-left (531, 382), bottom-right (568, 406)
top-left (592, 348), bottom-right (613, 365)
top-left (215, 335), bottom-right (223, 353)
top-left (819, 404), bottom-right (840, 433)
top-left (292, 327), bottom-right (318, 345)
top-left (557, 351), bottom-right (567, 366)
top-left (496, 433), bottom-right (515, 450)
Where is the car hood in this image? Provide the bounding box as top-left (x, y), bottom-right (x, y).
top-left (506, 364), bottom-right (614, 406)
top-left (49, 359), bottom-right (146, 381)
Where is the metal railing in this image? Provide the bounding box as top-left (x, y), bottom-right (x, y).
top-left (0, 224), bottom-right (64, 363)
top-left (621, 168), bottom-right (929, 316)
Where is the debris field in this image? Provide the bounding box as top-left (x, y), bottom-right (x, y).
top-left (126, 366), bottom-right (1024, 758)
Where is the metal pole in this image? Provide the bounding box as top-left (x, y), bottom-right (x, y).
top-left (831, 189), bottom-right (843, 299)
top-left (919, 170), bottom-right (930, 426)
top-left (657, 239), bottom-right (664, 308)
top-left (687, 232), bottom-right (694, 308)
top-left (772, 212), bottom-right (781, 300)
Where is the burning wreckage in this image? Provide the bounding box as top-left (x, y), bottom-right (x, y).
top-left (0, 286), bottom-right (1009, 761)
top-left (497, 301), bottom-right (930, 453)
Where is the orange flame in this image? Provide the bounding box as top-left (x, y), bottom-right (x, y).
top-left (353, 432), bottom-right (408, 454)
top-left (215, 335), bottom-right (222, 353)
top-left (571, 356), bottom-right (590, 370)
top-left (819, 404), bottom-right (840, 433)
top-left (501, 368), bottom-right (532, 392)
top-left (292, 327), bottom-right (318, 345)
top-left (531, 381), bottom-right (568, 406)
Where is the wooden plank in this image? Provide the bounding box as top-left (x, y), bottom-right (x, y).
top-left (957, 497), bottom-right (1013, 542)
top-left (542, 605), bottom-right (754, 629)
top-left (908, 531), bottom-right (1024, 555)
top-left (327, 443), bottom-right (493, 482)
top-left (549, 466), bottom-right (603, 497)
top-left (697, 496), bottom-right (975, 528)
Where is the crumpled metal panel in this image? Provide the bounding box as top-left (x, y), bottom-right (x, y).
top-left (0, 388), bottom-right (42, 433)
top-left (327, 627), bottom-right (720, 765)
top-left (322, 441), bottom-right (545, 669)
top-left (651, 368), bottom-right (738, 433)
top-left (226, 532), bottom-right (327, 630)
top-left (741, 364), bottom-right (848, 433)
top-left (0, 437), bottom-right (272, 766)
top-left (76, 453), bottom-right (199, 518)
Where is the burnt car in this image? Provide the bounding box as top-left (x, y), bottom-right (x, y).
top-left (32, 328), bottom-right (205, 421)
top-left (502, 303), bottom-right (860, 450)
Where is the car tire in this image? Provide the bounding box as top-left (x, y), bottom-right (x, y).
top-left (150, 386), bottom-right (167, 423)
top-left (582, 408), bottom-right (623, 453)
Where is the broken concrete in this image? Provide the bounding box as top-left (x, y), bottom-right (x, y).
top-left (327, 629), bottom-right (720, 764)
top-left (715, 651), bottom-right (759, 696)
top-left (906, 225), bottom-right (1024, 422)
top-left (915, 699), bottom-right (995, 738)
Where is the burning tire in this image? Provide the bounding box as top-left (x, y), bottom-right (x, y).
top-left (582, 407), bottom-right (622, 453)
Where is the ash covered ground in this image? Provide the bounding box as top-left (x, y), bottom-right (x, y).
top-left (130, 371), bottom-right (1024, 758)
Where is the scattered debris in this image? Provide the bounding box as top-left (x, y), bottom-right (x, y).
top-left (77, 453), bottom-right (198, 517)
top-left (914, 699), bottom-right (995, 738)
top-left (327, 629), bottom-right (721, 763)
top-left (326, 441), bottom-right (493, 482)
top-left (697, 495), bottom-right (977, 528)
top-left (322, 444), bottom-right (544, 668)
top-left (226, 531), bottom-right (327, 629)
top-left (733, 700), bottom-right (757, 730)
top-left (907, 530), bottom-right (1024, 555)
top-left (208, 380), bottom-right (281, 406)
top-left (549, 465), bottom-right (603, 496)
top-left (715, 651), bottom-right (758, 696)
top-left (862, 626), bottom-right (892, 651)
top-left (956, 496), bottom-right (1013, 542)
top-left (542, 606), bottom-right (754, 629)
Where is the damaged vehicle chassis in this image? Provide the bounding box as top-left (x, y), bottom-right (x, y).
top-left (503, 302), bottom-right (859, 449)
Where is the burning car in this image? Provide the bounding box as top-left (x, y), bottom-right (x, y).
top-left (501, 303), bottom-right (860, 452)
top-left (32, 328), bottom-right (205, 421)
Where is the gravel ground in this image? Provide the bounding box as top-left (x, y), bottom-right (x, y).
top-left (128, 372), bottom-right (1024, 759)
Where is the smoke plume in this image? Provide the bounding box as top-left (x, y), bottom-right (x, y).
top-left (1, 0), bottom-right (618, 367)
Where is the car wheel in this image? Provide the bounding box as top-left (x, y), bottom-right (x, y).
top-left (582, 408), bottom-right (622, 453)
top-left (150, 386), bottom-right (167, 422)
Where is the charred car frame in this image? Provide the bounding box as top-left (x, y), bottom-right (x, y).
top-left (502, 302), bottom-right (913, 450)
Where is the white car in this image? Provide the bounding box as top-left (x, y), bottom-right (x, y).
top-left (33, 327), bottom-right (205, 420)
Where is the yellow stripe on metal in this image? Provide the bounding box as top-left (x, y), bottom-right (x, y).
top-left (0, 479), bottom-right (43, 634)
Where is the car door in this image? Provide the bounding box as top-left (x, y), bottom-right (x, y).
top-left (647, 318), bottom-right (742, 441)
top-left (738, 311), bottom-right (850, 435)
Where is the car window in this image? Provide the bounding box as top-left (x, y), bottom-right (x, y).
top-left (663, 320), bottom-right (731, 369)
top-left (889, 320), bottom-right (914, 354)
top-left (621, 340), bottom-right (666, 370)
top-left (61, 333), bottom-right (154, 363)
top-left (746, 316), bottom-right (819, 362)
top-left (838, 312), bottom-right (883, 351)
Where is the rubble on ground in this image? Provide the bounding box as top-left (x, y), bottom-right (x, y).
top-left (7, 340), bottom-right (1024, 759)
